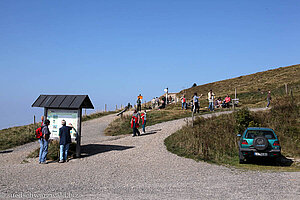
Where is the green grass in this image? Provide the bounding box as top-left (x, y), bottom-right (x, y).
top-left (165, 96), bottom-right (300, 171)
top-left (177, 64), bottom-right (300, 109)
top-left (0, 123), bottom-right (40, 151)
top-left (104, 110), bottom-right (192, 136)
top-left (82, 110), bottom-right (119, 122)
top-left (27, 140), bottom-right (76, 161)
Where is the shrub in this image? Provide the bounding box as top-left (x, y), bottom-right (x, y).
top-left (28, 140), bottom-right (76, 161)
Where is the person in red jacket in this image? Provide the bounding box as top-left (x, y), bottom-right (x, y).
top-left (224, 94), bottom-right (231, 108)
top-left (131, 109), bottom-right (140, 137)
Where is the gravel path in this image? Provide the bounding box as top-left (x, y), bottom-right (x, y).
top-left (0, 110), bottom-right (299, 199)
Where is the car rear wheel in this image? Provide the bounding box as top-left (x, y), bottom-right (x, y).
top-left (239, 150), bottom-right (246, 164)
top-left (253, 136), bottom-right (268, 151)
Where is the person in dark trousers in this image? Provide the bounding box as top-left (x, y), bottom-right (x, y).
top-left (39, 119), bottom-right (51, 164)
top-left (266, 90), bottom-right (272, 108)
top-left (181, 95), bottom-right (187, 110)
top-left (59, 120), bottom-right (76, 163)
top-left (193, 93), bottom-right (201, 113)
top-left (137, 98), bottom-right (142, 112)
top-left (131, 109), bottom-right (140, 137)
top-left (141, 110), bottom-right (147, 134)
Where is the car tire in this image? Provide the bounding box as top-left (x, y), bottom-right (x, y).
top-left (239, 150), bottom-right (246, 164)
top-left (253, 136), bottom-right (268, 151)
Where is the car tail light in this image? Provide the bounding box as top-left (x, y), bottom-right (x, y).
top-left (242, 140), bottom-right (248, 145)
top-left (273, 141), bottom-right (280, 146)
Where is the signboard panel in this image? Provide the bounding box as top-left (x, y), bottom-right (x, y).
top-left (47, 109), bottom-right (78, 139)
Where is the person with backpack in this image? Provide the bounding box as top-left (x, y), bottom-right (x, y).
top-left (141, 110), bottom-right (147, 134)
top-left (131, 109), bottom-right (140, 137)
top-left (39, 119), bottom-right (51, 164)
top-left (59, 120), bottom-right (76, 163)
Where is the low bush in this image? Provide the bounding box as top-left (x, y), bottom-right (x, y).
top-left (28, 140), bottom-right (76, 161)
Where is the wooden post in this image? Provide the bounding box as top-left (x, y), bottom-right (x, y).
top-left (233, 88), bottom-right (237, 111)
top-left (85, 109), bottom-right (87, 116)
top-left (285, 83), bottom-right (288, 95)
top-left (44, 108), bottom-right (48, 121)
top-left (192, 105), bottom-right (195, 127)
top-left (105, 104), bottom-right (107, 112)
top-left (76, 109), bottom-right (82, 158)
top-left (34, 115), bottom-right (36, 125)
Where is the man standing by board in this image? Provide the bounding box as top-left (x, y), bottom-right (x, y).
top-left (59, 120), bottom-right (76, 163)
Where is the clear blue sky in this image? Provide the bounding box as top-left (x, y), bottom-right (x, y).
top-left (0, 0), bottom-right (299, 129)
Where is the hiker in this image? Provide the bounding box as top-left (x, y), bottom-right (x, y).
top-left (216, 97), bottom-right (222, 108)
top-left (161, 96), bottom-right (166, 108)
top-left (39, 119), bottom-right (51, 164)
top-left (41, 115), bottom-right (44, 125)
top-left (137, 97), bottom-right (142, 112)
top-left (151, 98), bottom-right (156, 109)
top-left (266, 90), bottom-right (272, 108)
top-left (224, 94), bottom-right (231, 108)
top-left (181, 95), bottom-right (187, 110)
top-left (131, 109), bottom-right (140, 137)
top-left (155, 97), bottom-right (160, 107)
top-left (208, 90), bottom-right (215, 111)
top-left (59, 120), bottom-right (76, 163)
top-left (193, 93), bottom-right (202, 113)
top-left (141, 110), bottom-right (147, 134)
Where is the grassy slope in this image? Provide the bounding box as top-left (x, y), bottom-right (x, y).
top-left (82, 110), bottom-right (119, 122)
top-left (104, 110), bottom-right (191, 136)
top-left (0, 123), bottom-right (39, 151)
top-left (178, 64), bottom-right (300, 108)
top-left (165, 97), bottom-right (300, 171)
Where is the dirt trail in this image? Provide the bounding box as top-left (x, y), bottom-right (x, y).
top-left (0, 109), bottom-right (299, 200)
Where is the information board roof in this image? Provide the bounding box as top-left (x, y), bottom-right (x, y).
top-left (32, 95), bottom-right (94, 109)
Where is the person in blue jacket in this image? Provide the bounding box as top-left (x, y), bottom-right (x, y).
top-left (59, 120), bottom-right (76, 163)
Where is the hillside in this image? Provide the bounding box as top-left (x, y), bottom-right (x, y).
top-left (178, 64), bottom-right (300, 107)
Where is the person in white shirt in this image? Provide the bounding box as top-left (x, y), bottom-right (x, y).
top-left (208, 89), bottom-right (215, 111)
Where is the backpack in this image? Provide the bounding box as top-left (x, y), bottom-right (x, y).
top-left (35, 126), bottom-right (43, 139)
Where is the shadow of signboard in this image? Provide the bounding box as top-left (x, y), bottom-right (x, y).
top-left (80, 144), bottom-right (134, 158)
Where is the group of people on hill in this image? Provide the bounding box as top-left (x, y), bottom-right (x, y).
top-left (181, 89), bottom-right (272, 112)
top-left (36, 116), bottom-right (76, 164)
top-left (131, 109), bottom-right (147, 137)
top-left (180, 89), bottom-right (233, 113)
top-left (181, 90), bottom-right (217, 113)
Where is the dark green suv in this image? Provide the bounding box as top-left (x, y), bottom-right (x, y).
top-left (237, 127), bottom-right (281, 164)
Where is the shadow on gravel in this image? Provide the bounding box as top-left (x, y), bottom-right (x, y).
top-left (0, 150), bottom-right (13, 154)
top-left (140, 131), bottom-right (157, 137)
top-left (80, 144), bottom-right (134, 158)
top-left (245, 155), bottom-right (294, 167)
